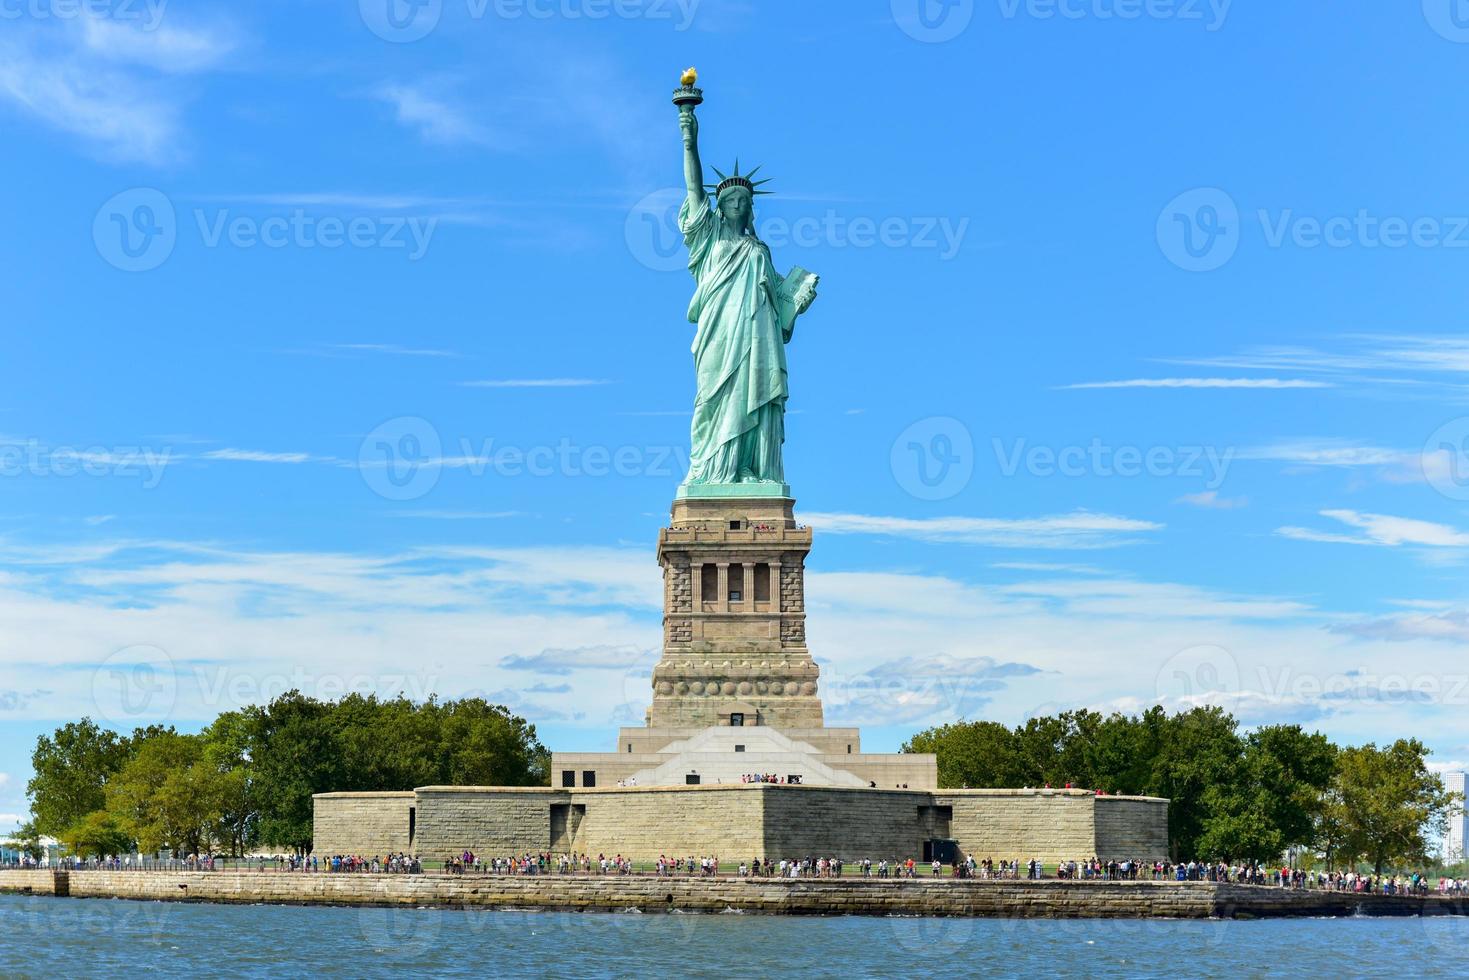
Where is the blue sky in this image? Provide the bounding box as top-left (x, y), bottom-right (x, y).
top-left (3, 0), bottom-right (1469, 831)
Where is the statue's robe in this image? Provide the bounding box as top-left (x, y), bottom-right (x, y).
top-left (679, 194), bottom-right (799, 486)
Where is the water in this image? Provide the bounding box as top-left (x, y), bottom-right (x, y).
top-left (5, 893), bottom-right (1468, 978)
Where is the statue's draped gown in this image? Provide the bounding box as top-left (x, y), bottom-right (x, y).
top-left (679, 194), bottom-right (800, 486)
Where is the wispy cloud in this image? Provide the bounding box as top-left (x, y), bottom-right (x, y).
top-left (461, 379), bottom-right (612, 389)
top-left (1278, 510), bottom-right (1469, 549)
top-left (1241, 441), bottom-right (1406, 467)
top-left (201, 449), bottom-right (335, 465)
top-left (1059, 378), bottom-right (1331, 390)
top-left (803, 511), bottom-right (1162, 549)
top-left (388, 510), bottom-right (521, 520)
top-left (375, 82), bottom-right (502, 148)
top-left (499, 644), bottom-right (652, 676)
top-left (1177, 490), bottom-right (1248, 510)
top-left (1331, 608), bottom-right (1469, 644)
top-left (0, 14), bottom-right (235, 163)
top-left (328, 343), bottom-right (461, 358)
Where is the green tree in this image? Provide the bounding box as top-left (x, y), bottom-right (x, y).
top-left (902, 721), bottom-right (1027, 789)
top-left (26, 719), bottom-right (131, 837)
top-left (1140, 706), bottom-right (1244, 860)
top-left (59, 809), bottom-right (134, 858)
top-left (106, 730), bottom-right (219, 855)
top-left (1333, 739), bottom-right (1456, 874)
top-left (1195, 725), bottom-right (1336, 863)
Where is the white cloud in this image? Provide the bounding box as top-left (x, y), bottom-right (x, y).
top-left (1059, 378), bottom-right (1331, 390)
top-left (1332, 609), bottom-right (1469, 644)
top-left (1279, 510), bottom-right (1469, 549)
top-left (1177, 490), bottom-right (1248, 510)
top-left (1240, 442), bottom-right (1406, 467)
top-left (460, 379), bottom-right (613, 389)
top-left (1, 537), bottom-right (1464, 756)
top-left (0, 15), bottom-right (234, 163)
top-left (803, 511), bottom-right (1162, 549)
top-left (78, 14), bottom-right (233, 73)
top-left (201, 449), bottom-right (331, 464)
top-left (375, 83), bottom-right (500, 148)
top-left (328, 344), bottom-right (461, 358)
top-left (1167, 334), bottom-right (1469, 379)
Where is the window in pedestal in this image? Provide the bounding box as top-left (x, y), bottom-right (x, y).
top-left (701, 564), bottom-right (718, 602)
top-left (753, 563), bottom-right (770, 602)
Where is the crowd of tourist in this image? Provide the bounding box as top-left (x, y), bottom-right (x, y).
top-left (8, 847), bottom-right (1464, 898)
top-left (740, 774), bottom-right (804, 784)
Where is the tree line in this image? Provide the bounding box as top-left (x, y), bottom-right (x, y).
top-left (18, 692), bottom-right (549, 857)
top-left (902, 706), bottom-right (1462, 873)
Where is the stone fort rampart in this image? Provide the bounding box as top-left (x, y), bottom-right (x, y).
top-left (313, 784), bottom-right (1169, 863)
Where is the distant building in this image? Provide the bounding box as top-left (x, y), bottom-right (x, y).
top-left (1445, 772), bottom-right (1467, 864)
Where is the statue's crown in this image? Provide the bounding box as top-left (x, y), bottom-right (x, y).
top-left (705, 160), bottom-right (773, 198)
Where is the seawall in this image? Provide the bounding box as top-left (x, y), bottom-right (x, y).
top-left (2, 870), bottom-right (1463, 919)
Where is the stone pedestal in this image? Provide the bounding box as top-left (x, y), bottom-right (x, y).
top-left (648, 496), bottom-right (823, 729)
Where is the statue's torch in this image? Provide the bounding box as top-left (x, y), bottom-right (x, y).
top-left (672, 67), bottom-right (703, 115)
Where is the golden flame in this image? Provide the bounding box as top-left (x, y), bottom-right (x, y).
top-left (680, 67), bottom-right (698, 87)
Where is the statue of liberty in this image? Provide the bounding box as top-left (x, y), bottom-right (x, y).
top-left (674, 71), bottom-right (819, 495)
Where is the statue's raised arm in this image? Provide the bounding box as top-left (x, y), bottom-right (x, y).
top-left (680, 104), bottom-right (705, 208)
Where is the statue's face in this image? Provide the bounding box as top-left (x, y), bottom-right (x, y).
top-left (718, 189), bottom-right (753, 232)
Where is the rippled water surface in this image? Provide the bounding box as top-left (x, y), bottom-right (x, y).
top-left (5, 893), bottom-right (1469, 978)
